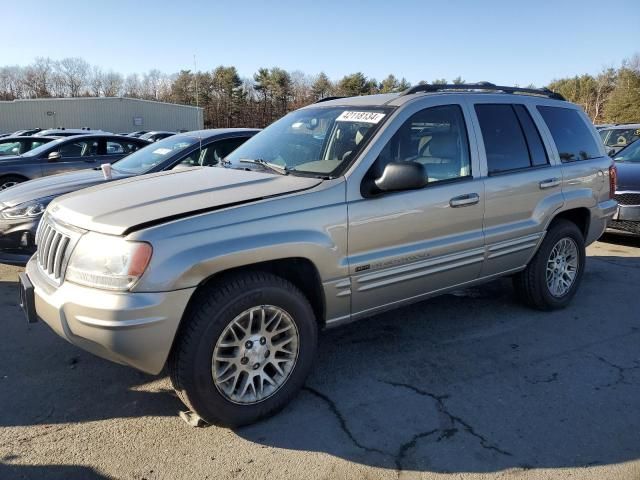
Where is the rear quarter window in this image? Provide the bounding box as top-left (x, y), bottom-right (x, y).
top-left (537, 106), bottom-right (601, 162)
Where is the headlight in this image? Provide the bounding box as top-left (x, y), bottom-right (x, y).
top-left (0, 196), bottom-right (56, 219)
top-left (66, 232), bottom-right (153, 291)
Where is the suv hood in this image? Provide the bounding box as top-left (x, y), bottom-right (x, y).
top-left (49, 167), bottom-right (322, 235)
top-left (615, 161), bottom-right (640, 190)
top-left (0, 169), bottom-right (131, 208)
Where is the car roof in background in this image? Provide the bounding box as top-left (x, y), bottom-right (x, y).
top-left (176, 128), bottom-right (261, 140)
top-left (600, 124), bottom-right (640, 130)
top-left (0, 135), bottom-right (59, 141)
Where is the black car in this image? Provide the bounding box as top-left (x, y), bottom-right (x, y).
top-left (139, 131), bottom-right (176, 142)
top-left (608, 139), bottom-right (640, 235)
top-left (0, 136), bottom-right (59, 157)
top-left (0, 128), bottom-right (259, 265)
top-left (0, 134), bottom-right (149, 191)
top-left (12, 128), bottom-right (42, 136)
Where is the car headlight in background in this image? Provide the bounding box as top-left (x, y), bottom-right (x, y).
top-left (0, 196), bottom-right (56, 219)
top-left (66, 232), bottom-right (153, 291)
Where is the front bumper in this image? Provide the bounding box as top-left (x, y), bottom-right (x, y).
top-left (607, 202), bottom-right (640, 235)
top-left (0, 217), bottom-right (39, 266)
top-left (25, 257), bottom-right (195, 374)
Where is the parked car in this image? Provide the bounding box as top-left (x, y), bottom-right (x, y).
top-left (598, 124), bottom-right (640, 155)
top-left (0, 129), bottom-right (258, 265)
top-left (33, 128), bottom-right (111, 137)
top-left (127, 131), bottom-right (149, 138)
top-left (12, 128), bottom-right (42, 136)
top-left (139, 131), bottom-right (176, 142)
top-left (0, 136), bottom-right (59, 156)
top-left (608, 139), bottom-right (640, 235)
top-left (0, 134), bottom-right (149, 190)
top-left (19, 84), bottom-right (616, 427)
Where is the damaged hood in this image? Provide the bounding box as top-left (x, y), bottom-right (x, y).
top-left (48, 167), bottom-right (322, 235)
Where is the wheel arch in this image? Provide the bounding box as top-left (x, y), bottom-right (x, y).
top-left (548, 207), bottom-right (590, 239)
top-left (182, 257), bottom-right (327, 329)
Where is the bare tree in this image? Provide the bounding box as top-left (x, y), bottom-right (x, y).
top-left (57, 57), bottom-right (90, 97)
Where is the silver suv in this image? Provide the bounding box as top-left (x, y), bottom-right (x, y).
top-left (19, 83), bottom-right (617, 426)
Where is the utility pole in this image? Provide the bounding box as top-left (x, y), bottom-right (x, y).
top-left (193, 54), bottom-right (199, 108)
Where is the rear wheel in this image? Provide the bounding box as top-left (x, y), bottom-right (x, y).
top-left (513, 219), bottom-right (585, 310)
top-left (0, 175), bottom-right (26, 190)
top-left (168, 271), bottom-right (318, 427)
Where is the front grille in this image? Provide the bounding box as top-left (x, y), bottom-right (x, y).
top-left (35, 216), bottom-right (78, 283)
top-left (609, 220), bottom-right (640, 235)
top-left (615, 192), bottom-right (640, 206)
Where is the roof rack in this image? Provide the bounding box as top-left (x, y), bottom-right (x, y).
top-left (401, 82), bottom-right (565, 101)
top-left (314, 96), bottom-right (345, 104)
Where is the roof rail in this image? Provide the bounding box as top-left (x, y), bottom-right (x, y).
top-left (401, 82), bottom-right (565, 101)
top-left (314, 96), bottom-right (345, 104)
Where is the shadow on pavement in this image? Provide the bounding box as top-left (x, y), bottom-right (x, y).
top-left (1, 251), bottom-right (639, 473)
top-left (0, 461), bottom-right (108, 480)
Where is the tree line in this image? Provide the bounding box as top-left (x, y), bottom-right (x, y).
top-left (1, 55), bottom-right (638, 128)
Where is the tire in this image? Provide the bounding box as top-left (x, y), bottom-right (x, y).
top-left (513, 219), bottom-right (586, 311)
top-left (168, 271), bottom-right (318, 427)
top-left (0, 175), bottom-right (27, 191)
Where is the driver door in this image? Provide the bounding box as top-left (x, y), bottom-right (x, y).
top-left (347, 102), bottom-right (485, 318)
top-left (40, 138), bottom-right (100, 177)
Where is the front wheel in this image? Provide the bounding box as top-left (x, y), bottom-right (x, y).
top-left (513, 219), bottom-right (586, 310)
top-left (168, 272), bottom-right (318, 427)
top-left (0, 175), bottom-right (26, 190)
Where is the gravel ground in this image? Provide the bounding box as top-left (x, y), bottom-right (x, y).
top-left (1, 233), bottom-right (639, 480)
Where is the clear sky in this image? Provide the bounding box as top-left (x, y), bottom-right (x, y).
top-left (1, 0), bottom-right (638, 87)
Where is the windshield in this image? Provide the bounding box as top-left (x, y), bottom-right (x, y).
top-left (112, 135), bottom-right (199, 174)
top-left (602, 128), bottom-right (640, 147)
top-left (21, 138), bottom-right (65, 157)
top-left (225, 106), bottom-right (392, 176)
top-left (615, 139), bottom-right (640, 163)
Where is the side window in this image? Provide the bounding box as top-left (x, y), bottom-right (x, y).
top-left (201, 137), bottom-right (249, 166)
top-left (373, 104), bottom-right (471, 184)
top-left (537, 106), bottom-right (600, 162)
top-left (30, 140), bottom-right (48, 150)
top-left (0, 141), bottom-right (21, 155)
top-left (58, 140), bottom-right (98, 157)
top-left (106, 140), bottom-right (142, 155)
top-left (475, 104), bottom-right (532, 174)
top-left (513, 105), bottom-right (548, 167)
top-left (172, 148), bottom-right (202, 169)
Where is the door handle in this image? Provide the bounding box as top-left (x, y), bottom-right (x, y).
top-left (539, 178), bottom-right (560, 189)
top-left (449, 193), bottom-right (479, 208)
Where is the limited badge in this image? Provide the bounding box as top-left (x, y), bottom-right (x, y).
top-left (336, 111), bottom-right (386, 124)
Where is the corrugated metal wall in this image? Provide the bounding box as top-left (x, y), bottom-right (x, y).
top-left (0, 97), bottom-right (203, 134)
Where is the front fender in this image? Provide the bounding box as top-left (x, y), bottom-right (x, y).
top-left (129, 180), bottom-right (349, 293)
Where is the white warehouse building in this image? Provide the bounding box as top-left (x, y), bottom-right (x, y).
top-left (0, 97), bottom-right (204, 134)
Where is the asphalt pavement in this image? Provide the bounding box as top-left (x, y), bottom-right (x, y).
top-left (1, 234), bottom-right (639, 480)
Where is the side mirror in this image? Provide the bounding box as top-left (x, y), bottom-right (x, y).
top-left (47, 151), bottom-right (61, 162)
top-left (375, 162), bottom-right (428, 192)
top-left (608, 149), bottom-right (616, 157)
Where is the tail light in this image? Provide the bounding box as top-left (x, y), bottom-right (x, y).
top-left (609, 164), bottom-right (617, 199)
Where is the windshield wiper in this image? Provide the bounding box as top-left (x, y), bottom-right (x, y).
top-left (239, 158), bottom-right (289, 175)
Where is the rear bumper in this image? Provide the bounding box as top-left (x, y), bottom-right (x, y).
top-left (25, 257), bottom-right (195, 374)
top-left (586, 198), bottom-right (617, 245)
top-left (612, 204), bottom-right (640, 222)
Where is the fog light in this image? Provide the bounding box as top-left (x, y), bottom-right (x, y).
top-left (20, 232), bottom-right (30, 247)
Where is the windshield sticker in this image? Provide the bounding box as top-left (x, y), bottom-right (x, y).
top-left (336, 111), bottom-right (386, 124)
top-left (152, 147), bottom-right (172, 155)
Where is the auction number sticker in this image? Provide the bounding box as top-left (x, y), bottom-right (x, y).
top-left (336, 111), bottom-right (386, 124)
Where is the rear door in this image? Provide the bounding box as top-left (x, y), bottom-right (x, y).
top-left (535, 105), bottom-right (611, 240)
top-left (347, 99), bottom-right (485, 318)
top-left (469, 99), bottom-right (565, 277)
top-left (102, 138), bottom-right (145, 164)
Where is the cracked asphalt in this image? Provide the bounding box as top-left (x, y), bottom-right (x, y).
top-left (1, 233), bottom-right (639, 480)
